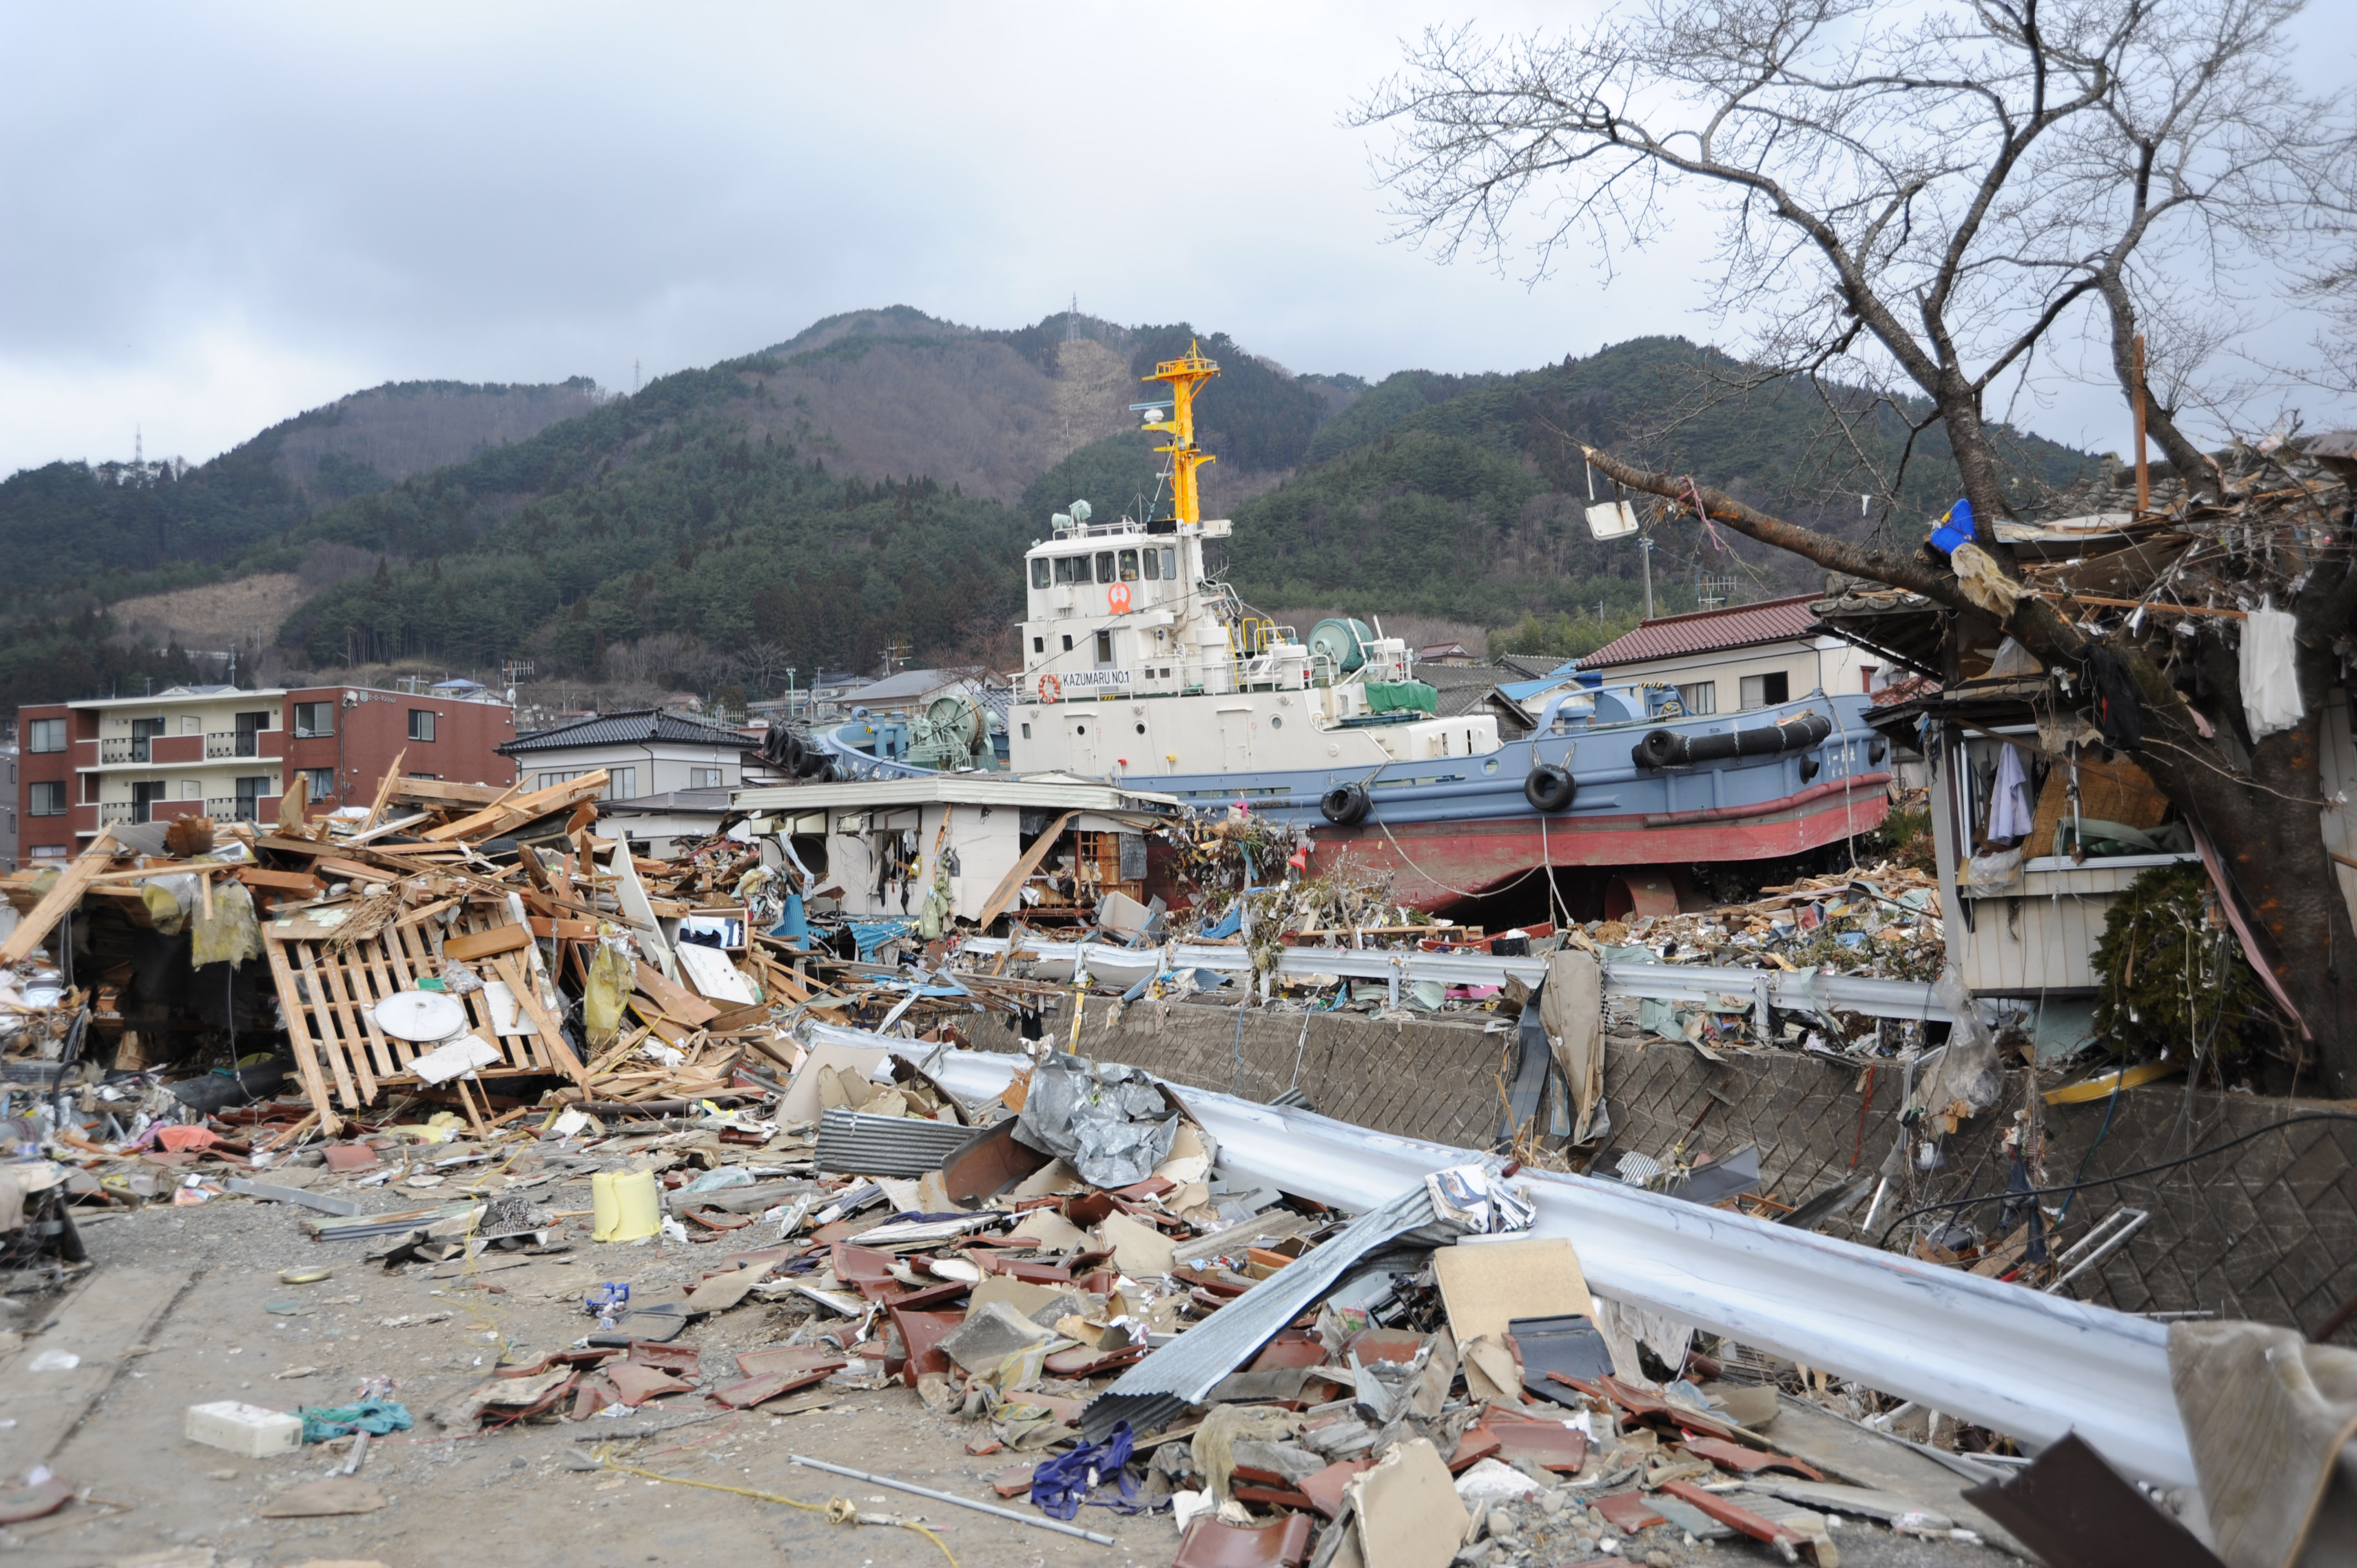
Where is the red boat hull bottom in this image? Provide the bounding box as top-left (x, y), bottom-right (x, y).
top-left (1306, 783), bottom-right (1892, 911)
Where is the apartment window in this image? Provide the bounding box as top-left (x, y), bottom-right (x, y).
top-left (1095, 630), bottom-right (1114, 664)
top-left (234, 777), bottom-right (273, 819)
top-left (1675, 681), bottom-right (1717, 716)
top-left (408, 709), bottom-right (436, 742)
top-left (131, 781), bottom-right (166, 823)
top-left (1740, 671), bottom-right (1791, 709)
top-left (301, 767), bottom-right (335, 799)
top-left (131, 716), bottom-right (166, 761)
top-left (538, 770), bottom-right (581, 790)
top-left (1861, 665), bottom-right (1879, 693)
top-left (691, 767), bottom-right (722, 789)
top-left (292, 701), bottom-right (334, 737)
top-left (26, 718), bottom-right (64, 753)
top-left (29, 845), bottom-right (66, 862)
top-left (1031, 559), bottom-right (1051, 589)
top-left (408, 771), bottom-right (439, 780)
top-left (28, 782), bottom-right (65, 816)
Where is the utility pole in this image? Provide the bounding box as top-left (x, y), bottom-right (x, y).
top-left (633, 358), bottom-right (642, 395)
top-left (1638, 537), bottom-right (1655, 620)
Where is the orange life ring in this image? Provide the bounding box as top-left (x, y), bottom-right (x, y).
top-left (1107, 581), bottom-right (1133, 613)
top-left (1039, 673), bottom-right (1063, 703)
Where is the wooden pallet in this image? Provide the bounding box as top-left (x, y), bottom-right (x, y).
top-left (265, 904), bottom-right (586, 1132)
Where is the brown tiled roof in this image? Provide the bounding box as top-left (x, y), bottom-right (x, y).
top-left (1576, 595), bottom-right (1823, 669)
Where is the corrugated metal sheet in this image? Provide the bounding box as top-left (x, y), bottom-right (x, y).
top-left (1079, 1180), bottom-right (1443, 1442)
top-left (814, 1110), bottom-right (984, 1177)
top-left (1577, 596), bottom-right (1823, 669)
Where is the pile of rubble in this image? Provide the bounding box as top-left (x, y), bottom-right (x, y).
top-left (11, 744), bottom-right (2345, 1564)
top-left (124, 1046), bottom-right (1938, 1565)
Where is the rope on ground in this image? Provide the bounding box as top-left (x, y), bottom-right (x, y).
top-left (589, 1450), bottom-right (959, 1566)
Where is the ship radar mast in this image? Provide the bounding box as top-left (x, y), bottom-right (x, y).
top-left (1140, 342), bottom-right (1218, 527)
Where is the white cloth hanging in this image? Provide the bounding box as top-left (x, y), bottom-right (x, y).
top-left (1986, 742), bottom-right (2034, 844)
top-left (2240, 601), bottom-right (2305, 741)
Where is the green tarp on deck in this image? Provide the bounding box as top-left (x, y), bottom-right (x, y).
top-left (1365, 680), bottom-right (1439, 714)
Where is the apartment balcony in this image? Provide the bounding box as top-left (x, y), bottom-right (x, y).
top-left (204, 797), bottom-right (270, 823)
top-left (100, 738), bottom-right (151, 764)
top-left (98, 801), bottom-right (140, 825)
top-left (205, 731), bottom-right (260, 760)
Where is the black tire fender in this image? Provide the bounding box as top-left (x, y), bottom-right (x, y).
top-left (1524, 764), bottom-right (1576, 813)
top-left (1320, 783), bottom-right (1370, 826)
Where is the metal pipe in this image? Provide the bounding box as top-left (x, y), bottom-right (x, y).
top-left (2046, 1208), bottom-right (2150, 1293)
top-left (788, 1454), bottom-right (1116, 1545)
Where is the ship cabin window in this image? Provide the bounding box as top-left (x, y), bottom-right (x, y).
top-left (1032, 558), bottom-right (1051, 589)
top-left (1118, 549), bottom-right (1140, 581)
top-left (1053, 555), bottom-right (1079, 585)
top-left (1142, 549), bottom-right (1161, 581)
top-left (1062, 635), bottom-right (1074, 652)
top-left (1032, 637), bottom-right (1044, 653)
top-left (1095, 551), bottom-right (1116, 583)
top-left (1162, 546), bottom-right (1178, 579)
top-left (1095, 630), bottom-right (1114, 664)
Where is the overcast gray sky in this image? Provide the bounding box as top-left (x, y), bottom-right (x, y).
top-left (3, 3), bottom-right (2349, 478)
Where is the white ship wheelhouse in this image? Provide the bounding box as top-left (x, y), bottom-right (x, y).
top-left (1006, 342), bottom-right (1502, 782)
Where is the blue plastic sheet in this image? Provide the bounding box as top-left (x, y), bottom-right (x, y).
top-left (847, 919), bottom-right (914, 958)
top-left (1928, 498), bottom-right (1976, 556)
top-left (1030, 1421), bottom-right (1156, 1519)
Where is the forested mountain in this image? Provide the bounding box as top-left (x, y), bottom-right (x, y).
top-left (0, 377), bottom-right (604, 705)
top-left (0, 309), bottom-right (2099, 708)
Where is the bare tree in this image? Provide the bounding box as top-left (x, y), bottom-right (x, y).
top-left (728, 642), bottom-right (799, 700)
top-left (1360, 0), bottom-right (2357, 1088)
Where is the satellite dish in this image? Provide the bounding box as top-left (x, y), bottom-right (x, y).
top-left (374, 990), bottom-right (467, 1043)
top-left (1586, 501), bottom-right (1640, 540)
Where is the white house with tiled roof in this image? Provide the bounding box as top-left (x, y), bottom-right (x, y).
top-left (1574, 595), bottom-right (1879, 716)
top-left (496, 709), bottom-right (761, 802)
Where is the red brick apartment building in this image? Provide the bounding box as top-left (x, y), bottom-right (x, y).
top-left (17, 683), bottom-right (516, 863)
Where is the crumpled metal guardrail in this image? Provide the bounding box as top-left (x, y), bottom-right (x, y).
top-left (1177, 1088), bottom-right (2193, 1489)
top-left (816, 1021), bottom-right (2188, 1485)
top-left (955, 935), bottom-right (1960, 1024)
